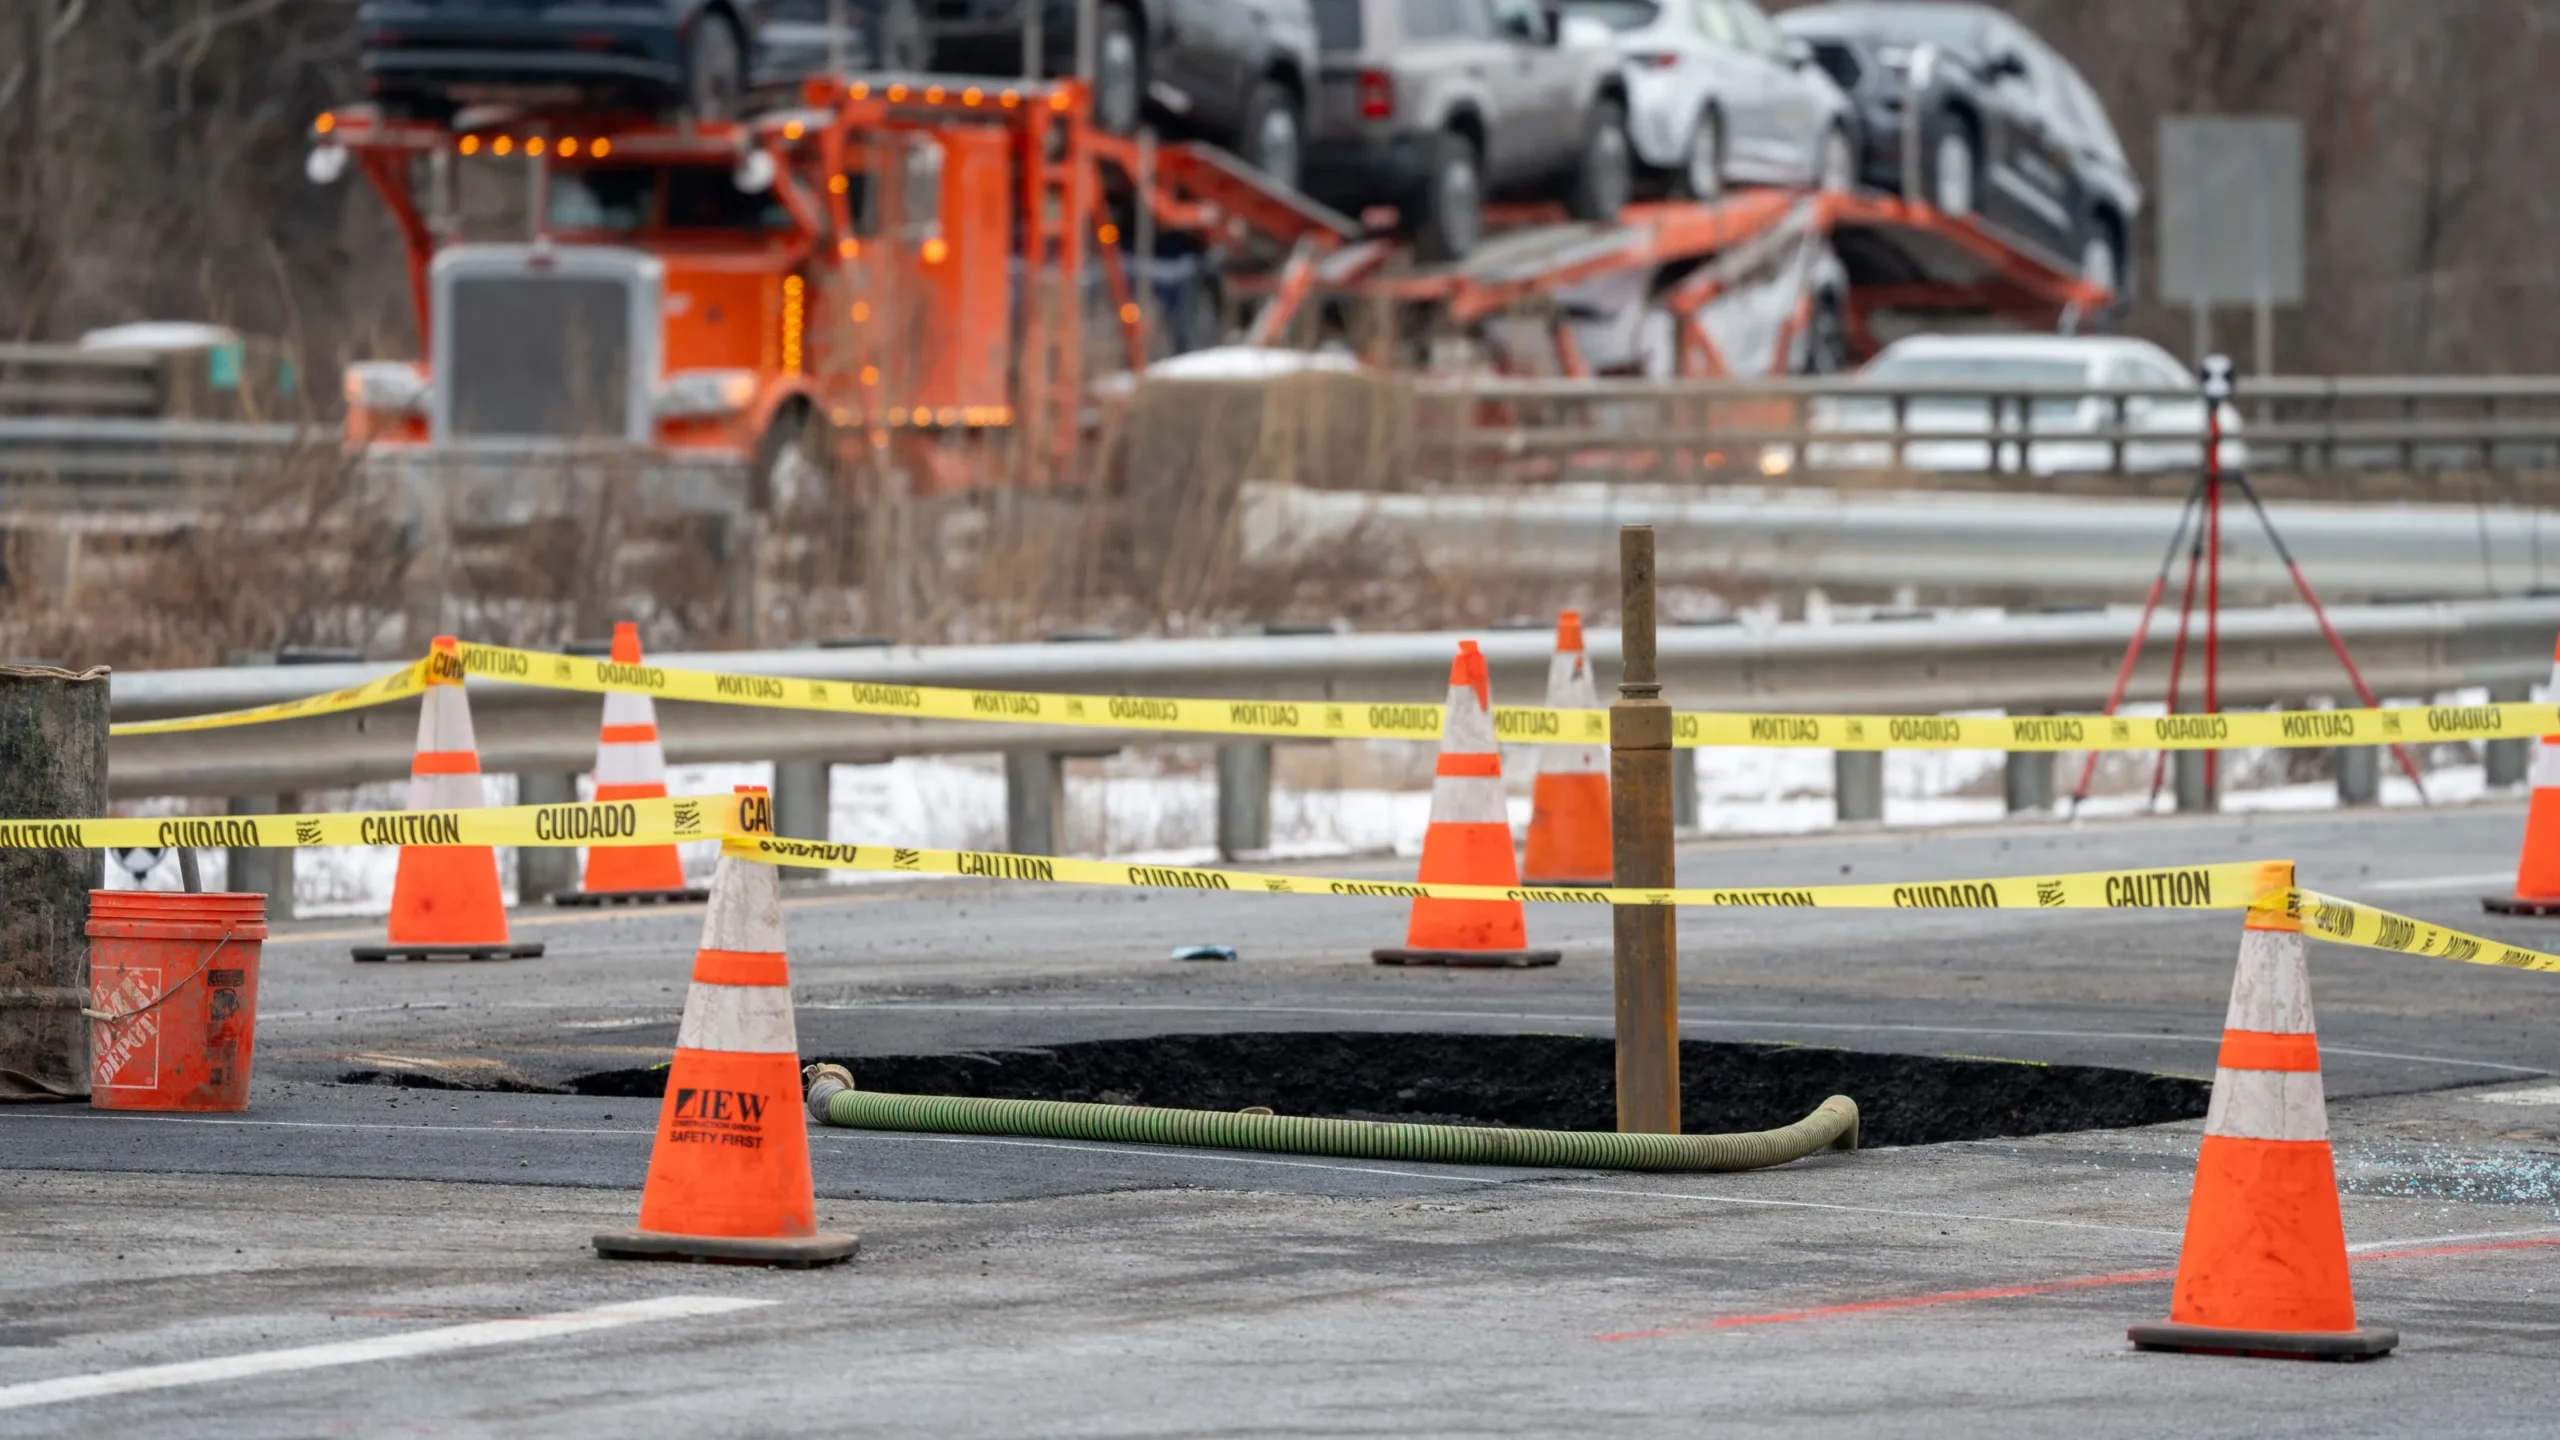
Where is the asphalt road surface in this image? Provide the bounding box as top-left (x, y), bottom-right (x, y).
top-left (6, 802), bottom-right (2559, 1435)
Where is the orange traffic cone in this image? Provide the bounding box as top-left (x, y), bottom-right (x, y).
top-left (559, 622), bottom-right (709, 907)
top-left (354, 636), bottom-right (543, 963)
top-left (1373, 640), bottom-right (1560, 969)
top-left (2129, 862), bottom-right (2395, 1360)
top-left (595, 786), bottom-right (857, 1267)
top-left (1523, 609), bottom-right (1611, 886)
top-left (2485, 634), bottom-right (2560, 916)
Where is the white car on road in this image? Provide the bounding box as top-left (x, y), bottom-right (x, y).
top-left (1797, 333), bottom-right (2247, 476)
top-left (1559, 0), bottom-right (1856, 199)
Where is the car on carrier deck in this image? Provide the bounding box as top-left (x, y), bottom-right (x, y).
top-left (1303, 0), bottom-right (1632, 262)
top-left (849, 0), bottom-right (1321, 188)
top-left (1787, 334), bottom-right (2246, 477)
top-left (358, 0), bottom-right (830, 123)
top-left (1557, 0), bottom-right (1853, 200)
top-left (1774, 1), bottom-right (2139, 294)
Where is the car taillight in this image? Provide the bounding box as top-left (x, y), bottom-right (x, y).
top-left (1357, 70), bottom-right (1393, 120)
top-left (1629, 52), bottom-right (1680, 69)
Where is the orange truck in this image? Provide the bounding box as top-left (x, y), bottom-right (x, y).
top-left (313, 76), bottom-right (1104, 507)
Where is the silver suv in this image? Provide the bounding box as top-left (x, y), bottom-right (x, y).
top-left (1304, 0), bottom-right (1632, 261)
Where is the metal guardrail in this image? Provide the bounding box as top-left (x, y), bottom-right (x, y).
top-left (1237, 483), bottom-right (2560, 599)
top-left (0, 344), bottom-right (163, 419)
top-left (1416, 375), bottom-right (2560, 477)
top-left (0, 417), bottom-right (319, 495)
top-left (105, 599), bottom-right (2560, 798)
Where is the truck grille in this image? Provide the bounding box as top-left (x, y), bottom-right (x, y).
top-left (444, 273), bottom-right (633, 440)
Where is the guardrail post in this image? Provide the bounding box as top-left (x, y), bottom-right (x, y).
top-left (2335, 743), bottom-right (2380, 808)
top-left (2487, 681), bottom-right (2532, 788)
top-left (1833, 750), bottom-right (1883, 825)
top-left (224, 790), bottom-right (286, 915)
top-left (1215, 743), bottom-right (1272, 859)
top-left (515, 772), bottom-right (580, 901)
top-left (2174, 749), bottom-right (2217, 812)
top-left (1005, 750), bottom-right (1066, 857)
top-left (1610, 524), bottom-right (1680, 1136)
top-left (0, 661), bottom-right (107, 1098)
top-left (774, 760), bottom-right (832, 880)
top-left (1671, 747), bottom-right (1698, 832)
top-left (2004, 715), bottom-right (2053, 815)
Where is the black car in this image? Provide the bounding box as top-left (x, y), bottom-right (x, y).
top-left (1775, 1), bottom-right (2140, 296)
top-left (854, 0), bottom-right (1321, 186)
top-left (358, 0), bottom-right (849, 122)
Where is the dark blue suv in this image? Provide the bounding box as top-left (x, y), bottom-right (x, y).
top-left (360, 0), bottom-right (847, 122)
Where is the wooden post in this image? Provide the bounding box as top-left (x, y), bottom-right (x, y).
top-left (1610, 527), bottom-right (1680, 1134)
top-left (0, 663), bottom-right (108, 1099)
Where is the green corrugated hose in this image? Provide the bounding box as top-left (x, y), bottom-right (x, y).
top-left (802, 1065), bottom-right (1858, 1172)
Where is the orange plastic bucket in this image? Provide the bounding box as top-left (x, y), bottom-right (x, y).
top-left (86, 891), bottom-right (266, 1112)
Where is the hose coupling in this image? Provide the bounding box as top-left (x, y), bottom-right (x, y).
top-left (802, 1062), bottom-right (857, 1120)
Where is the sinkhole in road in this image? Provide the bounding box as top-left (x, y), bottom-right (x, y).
top-left (563, 1033), bottom-right (2211, 1148)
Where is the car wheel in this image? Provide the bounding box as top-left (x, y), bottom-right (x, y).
top-left (1797, 289), bottom-right (1848, 375)
top-left (1093, 4), bottom-right (1144, 135)
top-left (1669, 106), bottom-right (1722, 201)
top-left (1412, 130), bottom-right (1483, 264)
top-left (1814, 124), bottom-right (1854, 193)
top-left (1566, 97), bottom-right (1632, 222)
top-left (1239, 80), bottom-right (1303, 192)
top-left (875, 0), bottom-right (930, 70)
top-left (753, 404), bottom-right (833, 514)
top-left (1929, 116), bottom-right (1976, 217)
top-left (684, 10), bottom-right (745, 123)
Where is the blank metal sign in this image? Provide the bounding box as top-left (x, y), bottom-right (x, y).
top-left (2156, 115), bottom-right (2305, 306)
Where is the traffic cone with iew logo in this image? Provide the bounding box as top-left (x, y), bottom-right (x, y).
top-left (353, 636), bottom-right (544, 962)
top-left (2485, 633), bottom-right (2560, 916)
top-left (560, 622), bottom-right (709, 907)
top-left (2128, 862), bottom-right (2396, 1360)
top-left (595, 786), bottom-right (858, 1266)
top-left (1523, 609), bottom-right (1611, 886)
top-left (1373, 640), bottom-right (1560, 968)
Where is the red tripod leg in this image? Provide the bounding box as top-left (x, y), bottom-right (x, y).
top-left (2068, 479), bottom-right (2206, 814)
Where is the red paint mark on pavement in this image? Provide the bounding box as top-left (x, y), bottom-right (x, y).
top-left (1595, 1234), bottom-right (2560, 1342)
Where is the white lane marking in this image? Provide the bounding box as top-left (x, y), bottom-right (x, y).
top-left (0, 1297), bottom-right (772, 1413)
top-left (2470, 1084), bottom-right (2560, 1105)
top-left (838, 1002), bottom-right (2548, 1074)
top-left (2350, 1225), bottom-right (2560, 1252)
top-left (10, 1112), bottom-right (646, 1138)
top-left (1539, 1184), bottom-right (2181, 1238)
top-left (2358, 872), bottom-right (2511, 894)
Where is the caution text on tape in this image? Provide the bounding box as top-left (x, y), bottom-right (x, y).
top-left (0, 794), bottom-right (748, 853)
top-left (110, 636), bottom-right (2560, 752)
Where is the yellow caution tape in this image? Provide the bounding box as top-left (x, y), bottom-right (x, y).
top-left (108, 660), bottom-right (432, 737)
top-left (732, 839), bottom-right (2560, 972)
top-left (461, 641), bottom-right (2559, 752)
top-left (111, 637), bottom-right (2560, 753)
top-left (2295, 888), bottom-right (2560, 974)
top-left (729, 839), bottom-right (2271, 911)
top-left (0, 794), bottom-right (749, 852)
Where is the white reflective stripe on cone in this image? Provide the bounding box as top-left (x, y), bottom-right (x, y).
top-left (1427, 775), bottom-right (1511, 825)
top-left (1537, 650), bottom-right (1605, 776)
top-left (2225, 930), bottom-right (2316, 1035)
top-left (2202, 1065), bottom-right (2329, 1142)
top-left (1441, 682), bottom-right (1497, 755)
top-left (409, 769), bottom-right (486, 811)
top-left (674, 981), bottom-right (799, 1054)
top-left (415, 685), bottom-right (480, 756)
top-left (699, 854), bottom-right (786, 953)
top-left (595, 743), bottom-right (668, 787)
top-left (602, 689), bottom-right (656, 729)
top-left (2533, 739), bottom-right (2560, 790)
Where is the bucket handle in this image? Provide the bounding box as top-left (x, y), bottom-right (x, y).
top-left (83, 929), bottom-right (236, 1026)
